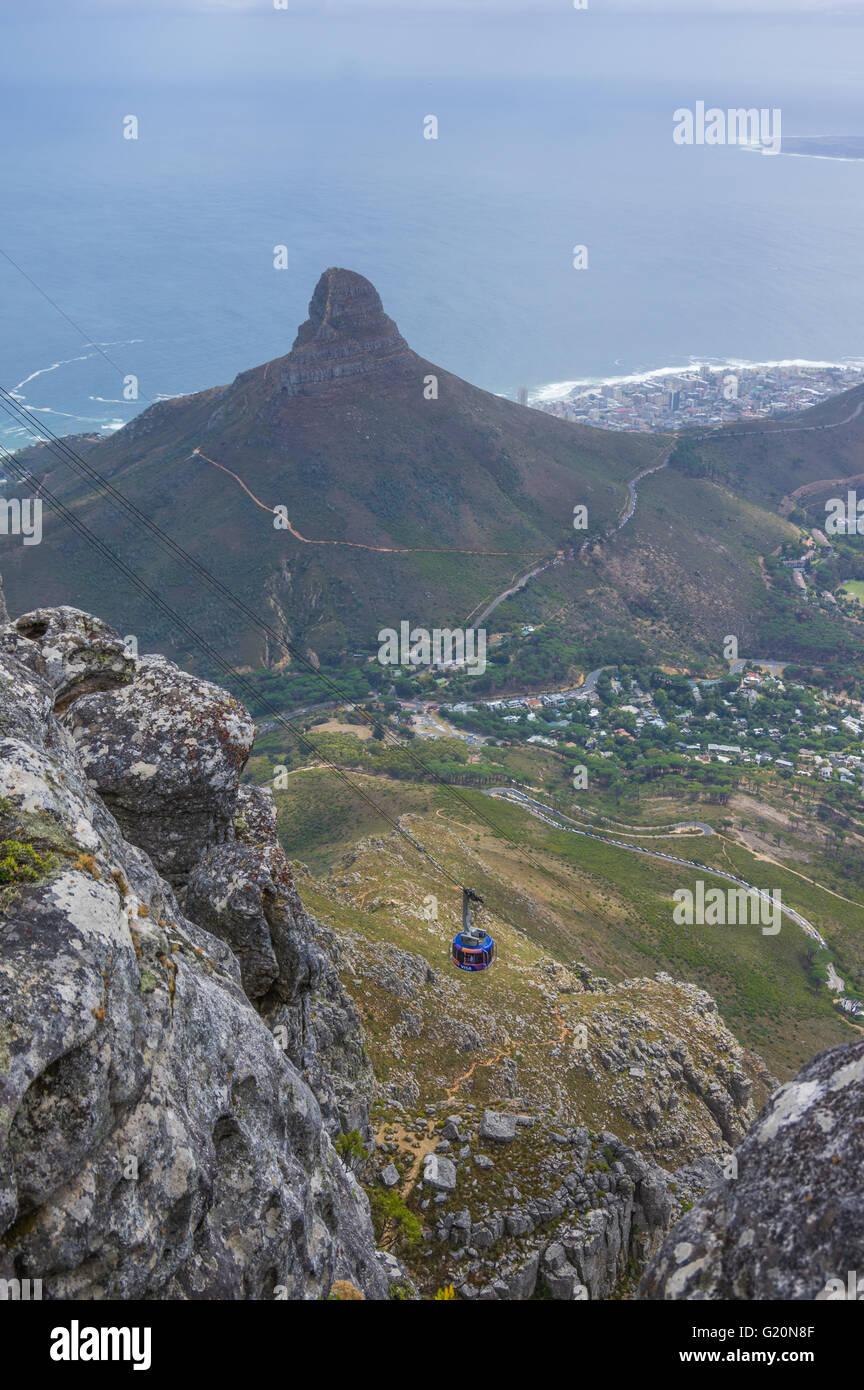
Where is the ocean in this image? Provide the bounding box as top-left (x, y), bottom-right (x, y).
top-left (1, 7), bottom-right (863, 446)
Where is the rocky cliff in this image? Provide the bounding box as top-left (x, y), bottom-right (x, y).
top-left (640, 1036), bottom-right (864, 1300)
top-left (0, 605), bottom-right (390, 1299)
top-left (281, 267), bottom-right (416, 394)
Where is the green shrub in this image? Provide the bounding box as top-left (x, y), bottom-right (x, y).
top-left (388, 1279), bottom-right (414, 1301)
top-left (335, 1129), bottom-right (368, 1169)
top-left (0, 840), bottom-right (51, 885)
top-left (369, 1189), bottom-right (422, 1252)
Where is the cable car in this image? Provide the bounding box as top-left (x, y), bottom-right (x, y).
top-left (451, 888), bottom-right (495, 972)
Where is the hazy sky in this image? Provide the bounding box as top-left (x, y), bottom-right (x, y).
top-left (62, 0), bottom-right (864, 9)
top-left (4, 0), bottom-right (863, 414)
top-left (8, 0), bottom-right (864, 86)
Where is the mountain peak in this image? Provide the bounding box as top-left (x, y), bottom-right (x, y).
top-left (282, 267), bottom-right (414, 394)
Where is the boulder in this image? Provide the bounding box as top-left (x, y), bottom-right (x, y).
top-left (1, 607), bottom-right (134, 712)
top-left (58, 648), bottom-right (255, 884)
top-left (479, 1110), bottom-right (517, 1143)
top-left (422, 1154), bottom-right (457, 1192)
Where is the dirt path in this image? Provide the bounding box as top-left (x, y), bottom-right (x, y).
top-left (191, 446), bottom-right (541, 558)
top-left (445, 1003), bottom-right (574, 1101)
top-left (375, 1119), bottom-right (439, 1250)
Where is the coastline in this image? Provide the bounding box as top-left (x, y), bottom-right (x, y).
top-left (529, 357), bottom-right (864, 407)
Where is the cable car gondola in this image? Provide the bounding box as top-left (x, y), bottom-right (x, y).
top-left (451, 888), bottom-right (495, 972)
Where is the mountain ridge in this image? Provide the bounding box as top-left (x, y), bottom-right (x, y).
top-left (5, 268), bottom-right (864, 681)
top-left (0, 268), bottom-right (664, 671)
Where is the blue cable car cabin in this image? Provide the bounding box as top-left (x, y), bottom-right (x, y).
top-left (451, 928), bottom-right (496, 972)
top-left (451, 888), bottom-right (495, 972)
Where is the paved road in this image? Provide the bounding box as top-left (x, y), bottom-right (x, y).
top-left (470, 556), bottom-right (559, 627)
top-left (728, 658), bottom-right (788, 677)
top-left (487, 786), bottom-right (827, 944)
top-left (489, 785), bottom-right (864, 1014)
top-left (687, 397), bottom-right (864, 445)
top-left (468, 446), bottom-right (675, 627)
top-left (467, 398), bottom-right (864, 630)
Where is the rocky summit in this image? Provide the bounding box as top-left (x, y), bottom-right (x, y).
top-left (282, 267), bottom-right (415, 394)
top-left (0, 268), bottom-right (660, 670)
top-left (0, 605), bottom-right (392, 1299)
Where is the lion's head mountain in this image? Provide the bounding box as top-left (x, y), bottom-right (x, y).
top-left (0, 269), bottom-right (665, 671)
top-left (7, 267), bottom-right (864, 680)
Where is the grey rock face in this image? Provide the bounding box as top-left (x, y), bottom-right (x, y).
top-left (235, 782), bottom-right (279, 846)
top-left (0, 611), bottom-right (386, 1300)
top-left (641, 1039), bottom-right (864, 1300)
top-left (52, 637), bottom-right (256, 885)
top-left (185, 838), bottom-right (322, 1004)
top-left (431, 1117), bottom-right (694, 1302)
top-left (282, 267), bottom-right (415, 396)
top-left (422, 1155), bottom-right (457, 1192)
top-left (479, 1110), bottom-right (517, 1143)
top-left (1, 606), bottom-right (135, 713)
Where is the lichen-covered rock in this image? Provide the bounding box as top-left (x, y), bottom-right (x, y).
top-left (640, 1038), bottom-right (864, 1300)
top-left (0, 614), bottom-right (387, 1300)
top-left (63, 652), bottom-right (254, 885)
top-left (235, 782), bottom-right (279, 846)
top-left (185, 782), bottom-right (376, 1143)
top-left (479, 1110), bottom-right (517, 1143)
top-left (1, 606), bottom-right (134, 712)
top-left (185, 837), bottom-right (322, 1004)
top-left (2, 608), bottom-right (255, 885)
top-left (298, 917), bottom-right (378, 1143)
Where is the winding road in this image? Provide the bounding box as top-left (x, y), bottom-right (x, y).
top-left (465, 396), bottom-right (864, 626)
top-left (485, 786), bottom-right (864, 1015)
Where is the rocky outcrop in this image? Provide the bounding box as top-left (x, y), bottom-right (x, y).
top-left (280, 267), bottom-right (415, 395)
top-left (320, 831), bottom-right (779, 1299)
top-left (0, 607), bottom-right (386, 1299)
top-left (640, 1038), bottom-right (864, 1300)
top-left (375, 1105), bottom-right (721, 1301)
top-left (2, 606), bottom-right (134, 712)
top-left (321, 850), bottom-right (773, 1167)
